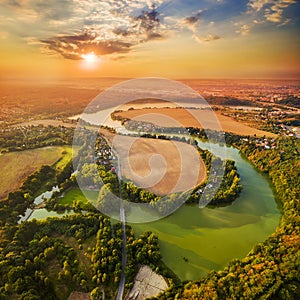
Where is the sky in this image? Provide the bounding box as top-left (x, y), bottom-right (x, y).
top-left (1, 0), bottom-right (300, 79)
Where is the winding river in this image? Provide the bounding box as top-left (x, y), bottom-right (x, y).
top-left (26, 137), bottom-right (280, 281)
top-left (25, 112), bottom-right (281, 281)
top-left (130, 140), bottom-right (281, 280)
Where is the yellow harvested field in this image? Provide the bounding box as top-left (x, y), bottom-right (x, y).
top-left (112, 135), bottom-right (206, 196)
top-left (115, 108), bottom-right (276, 137)
top-left (0, 147), bottom-right (67, 200)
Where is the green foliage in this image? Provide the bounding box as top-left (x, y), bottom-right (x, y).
top-left (0, 125), bottom-right (74, 153)
top-left (187, 148), bottom-right (242, 206)
top-left (0, 164), bottom-right (58, 225)
top-left (123, 181), bottom-right (158, 203)
top-left (90, 287), bottom-right (102, 300)
top-left (157, 135), bottom-right (300, 300)
top-left (0, 211), bottom-right (164, 299)
top-left (90, 220), bottom-right (162, 298)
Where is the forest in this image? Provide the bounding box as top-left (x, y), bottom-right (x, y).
top-left (0, 213), bottom-right (164, 299)
top-left (187, 147), bottom-right (242, 206)
top-left (275, 95), bottom-right (300, 109)
top-left (0, 125), bottom-right (74, 153)
top-left (156, 135), bottom-right (300, 299)
top-left (0, 124), bottom-right (299, 299)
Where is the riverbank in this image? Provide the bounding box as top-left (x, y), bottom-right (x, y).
top-left (131, 139), bottom-right (280, 280)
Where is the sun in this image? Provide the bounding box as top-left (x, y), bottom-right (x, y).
top-left (81, 52), bottom-right (98, 63)
top-left (80, 52), bottom-right (102, 70)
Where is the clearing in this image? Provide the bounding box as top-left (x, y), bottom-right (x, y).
top-left (59, 188), bottom-right (98, 206)
top-left (127, 265), bottom-right (168, 300)
top-left (0, 146), bottom-right (71, 200)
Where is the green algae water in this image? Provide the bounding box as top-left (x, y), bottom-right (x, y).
top-left (27, 139), bottom-right (281, 281)
top-left (130, 141), bottom-right (281, 281)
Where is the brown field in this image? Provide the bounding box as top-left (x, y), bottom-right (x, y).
top-left (112, 135), bottom-right (206, 196)
top-left (115, 107), bottom-right (276, 137)
top-left (0, 147), bottom-right (66, 200)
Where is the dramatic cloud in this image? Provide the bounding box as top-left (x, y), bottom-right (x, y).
top-left (265, 0), bottom-right (297, 23)
top-left (248, 0), bottom-right (273, 11)
top-left (1, 0), bottom-right (299, 62)
top-left (248, 0), bottom-right (297, 24)
top-left (180, 10), bottom-right (221, 43)
top-left (133, 6), bottom-right (165, 40)
top-left (183, 11), bottom-right (203, 26)
top-left (37, 3), bottom-right (167, 59)
top-left (3, 0), bottom-right (74, 22)
top-left (41, 32), bottom-right (132, 60)
top-left (2, 0), bottom-right (168, 59)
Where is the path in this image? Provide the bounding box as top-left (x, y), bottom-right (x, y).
top-left (102, 135), bottom-right (127, 300)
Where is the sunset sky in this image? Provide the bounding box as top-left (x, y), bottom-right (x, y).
top-left (1, 0), bottom-right (299, 79)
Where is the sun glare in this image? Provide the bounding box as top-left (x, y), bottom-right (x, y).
top-left (80, 52), bottom-right (101, 70)
top-left (81, 52), bottom-right (98, 63)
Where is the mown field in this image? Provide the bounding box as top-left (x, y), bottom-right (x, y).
top-left (112, 135), bottom-right (206, 196)
top-left (0, 146), bottom-right (72, 200)
top-left (59, 188), bottom-right (98, 206)
top-left (115, 107), bottom-right (276, 137)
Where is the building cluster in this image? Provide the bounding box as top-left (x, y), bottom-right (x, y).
top-left (196, 80), bottom-right (300, 104)
top-left (241, 137), bottom-right (277, 149)
top-left (94, 136), bottom-right (116, 170)
top-left (124, 120), bottom-right (186, 135)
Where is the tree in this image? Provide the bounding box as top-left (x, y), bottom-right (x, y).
top-left (90, 287), bottom-right (102, 300)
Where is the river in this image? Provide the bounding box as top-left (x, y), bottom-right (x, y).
top-left (18, 186), bottom-right (76, 224)
top-left (130, 140), bottom-right (281, 281)
top-left (23, 111), bottom-right (281, 282)
top-left (28, 137), bottom-right (279, 281)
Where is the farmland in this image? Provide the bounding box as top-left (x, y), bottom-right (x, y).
top-left (0, 146), bottom-right (71, 200)
top-left (114, 107), bottom-right (276, 137)
top-left (112, 135), bottom-right (206, 196)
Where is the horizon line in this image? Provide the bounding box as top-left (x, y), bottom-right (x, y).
top-left (1, 76), bottom-right (300, 82)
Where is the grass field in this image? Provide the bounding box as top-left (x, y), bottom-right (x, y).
top-left (59, 188), bottom-right (98, 206)
top-left (115, 107), bottom-right (276, 137)
top-left (112, 135), bottom-right (206, 196)
top-left (54, 146), bottom-right (73, 170)
top-left (0, 146), bottom-right (72, 200)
